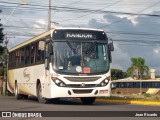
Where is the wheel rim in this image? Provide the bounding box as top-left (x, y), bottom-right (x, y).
top-left (15, 84), bottom-right (18, 97)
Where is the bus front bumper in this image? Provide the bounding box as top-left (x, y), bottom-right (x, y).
top-left (49, 85), bottom-right (111, 98)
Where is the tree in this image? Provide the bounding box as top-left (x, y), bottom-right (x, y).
top-left (0, 10), bottom-right (4, 75)
top-left (127, 57), bottom-right (149, 79)
top-left (0, 10), bottom-right (5, 78)
top-left (0, 10), bottom-right (4, 44)
top-left (0, 26), bottom-right (3, 44)
top-left (111, 68), bottom-right (128, 80)
top-left (0, 46), bottom-right (4, 74)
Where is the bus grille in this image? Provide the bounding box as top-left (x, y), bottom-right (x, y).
top-left (72, 89), bottom-right (93, 94)
top-left (66, 84), bottom-right (97, 88)
top-left (64, 77), bottom-right (101, 82)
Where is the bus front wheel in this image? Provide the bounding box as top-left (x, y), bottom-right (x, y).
top-left (37, 83), bottom-right (48, 104)
top-left (15, 83), bottom-right (23, 99)
top-left (80, 97), bottom-right (96, 105)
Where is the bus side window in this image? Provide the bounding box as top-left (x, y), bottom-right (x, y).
top-left (20, 48), bottom-right (25, 66)
top-left (25, 45), bottom-right (31, 65)
top-left (16, 50), bottom-right (20, 67)
top-left (9, 52), bottom-right (13, 68)
top-left (31, 43), bottom-right (37, 64)
top-left (37, 41), bottom-right (45, 63)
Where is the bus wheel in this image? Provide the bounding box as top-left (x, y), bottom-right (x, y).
top-left (15, 83), bottom-right (23, 99)
top-left (80, 97), bottom-right (96, 105)
top-left (37, 83), bottom-right (48, 104)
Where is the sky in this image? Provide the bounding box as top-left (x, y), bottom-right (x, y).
top-left (0, 0), bottom-right (160, 74)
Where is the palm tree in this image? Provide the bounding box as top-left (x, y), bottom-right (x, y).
top-left (127, 57), bottom-right (149, 79)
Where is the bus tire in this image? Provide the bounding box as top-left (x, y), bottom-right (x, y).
top-left (80, 97), bottom-right (96, 105)
top-left (15, 83), bottom-right (23, 99)
top-left (37, 83), bottom-right (48, 104)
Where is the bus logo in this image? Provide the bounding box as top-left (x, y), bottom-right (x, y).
top-left (23, 68), bottom-right (30, 82)
top-left (81, 83), bottom-right (85, 87)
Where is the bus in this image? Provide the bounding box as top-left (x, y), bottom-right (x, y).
top-left (7, 28), bottom-right (114, 104)
top-left (112, 79), bottom-right (160, 95)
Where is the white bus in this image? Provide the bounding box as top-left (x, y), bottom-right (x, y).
top-left (7, 28), bottom-right (114, 104)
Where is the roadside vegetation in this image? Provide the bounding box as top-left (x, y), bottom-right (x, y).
top-left (103, 94), bottom-right (160, 101)
top-left (111, 57), bottom-right (151, 80)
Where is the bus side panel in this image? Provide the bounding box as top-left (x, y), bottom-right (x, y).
top-left (7, 64), bottom-right (49, 97)
top-left (7, 70), bottom-right (15, 93)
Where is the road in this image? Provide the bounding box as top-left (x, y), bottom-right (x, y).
top-left (0, 96), bottom-right (160, 120)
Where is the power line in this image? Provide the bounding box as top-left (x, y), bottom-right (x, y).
top-left (107, 31), bottom-right (160, 37)
top-left (2, 25), bottom-right (45, 29)
top-left (98, 0), bottom-right (160, 28)
top-left (54, 0), bottom-right (123, 23)
top-left (64, 0), bottom-right (82, 7)
top-left (1, 2), bottom-right (160, 17)
top-left (1, 1), bottom-right (160, 44)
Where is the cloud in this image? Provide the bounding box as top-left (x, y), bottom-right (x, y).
top-left (87, 12), bottom-right (160, 74)
top-left (111, 43), bottom-right (130, 70)
top-left (1, 0), bottom-right (160, 74)
top-left (6, 18), bottom-right (47, 48)
top-left (154, 48), bottom-right (160, 54)
top-left (34, 19), bottom-right (47, 27)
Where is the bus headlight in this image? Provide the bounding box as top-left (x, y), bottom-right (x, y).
top-left (99, 77), bottom-right (110, 87)
top-left (51, 77), bottom-right (66, 87)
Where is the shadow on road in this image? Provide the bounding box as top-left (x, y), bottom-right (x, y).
top-left (25, 96), bottom-right (128, 106)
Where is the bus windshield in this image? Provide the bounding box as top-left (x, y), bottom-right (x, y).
top-left (52, 41), bottom-right (109, 74)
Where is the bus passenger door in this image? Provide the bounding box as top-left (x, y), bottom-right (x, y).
top-left (44, 42), bottom-right (51, 98)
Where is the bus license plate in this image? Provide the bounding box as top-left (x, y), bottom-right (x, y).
top-left (99, 90), bottom-right (108, 94)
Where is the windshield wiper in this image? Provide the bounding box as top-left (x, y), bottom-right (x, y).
top-left (66, 42), bottom-right (77, 54)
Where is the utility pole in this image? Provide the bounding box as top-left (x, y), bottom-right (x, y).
top-left (2, 35), bottom-right (9, 95)
top-left (48, 0), bottom-right (51, 30)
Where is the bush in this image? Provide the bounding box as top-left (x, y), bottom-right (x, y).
top-left (143, 93), bottom-right (151, 97)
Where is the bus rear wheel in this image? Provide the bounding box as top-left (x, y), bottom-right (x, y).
top-left (15, 83), bottom-right (23, 99)
top-left (37, 83), bottom-right (48, 104)
top-left (80, 97), bottom-right (96, 105)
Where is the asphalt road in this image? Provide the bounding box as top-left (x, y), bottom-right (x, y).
top-left (0, 96), bottom-right (160, 120)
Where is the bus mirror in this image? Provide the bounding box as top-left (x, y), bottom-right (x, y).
top-left (38, 41), bottom-right (45, 50)
top-left (109, 52), bottom-right (112, 63)
top-left (108, 42), bottom-right (114, 52)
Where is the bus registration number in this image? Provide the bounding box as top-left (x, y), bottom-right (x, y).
top-left (99, 90), bottom-right (108, 94)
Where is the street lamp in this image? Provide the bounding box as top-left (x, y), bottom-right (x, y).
top-left (3, 2), bottom-right (28, 25)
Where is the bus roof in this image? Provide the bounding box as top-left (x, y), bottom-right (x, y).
top-left (9, 29), bottom-right (54, 52)
top-left (55, 27), bottom-right (104, 32)
top-left (9, 27), bottom-right (105, 52)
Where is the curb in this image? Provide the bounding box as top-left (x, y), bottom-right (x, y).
top-left (96, 99), bottom-right (160, 106)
